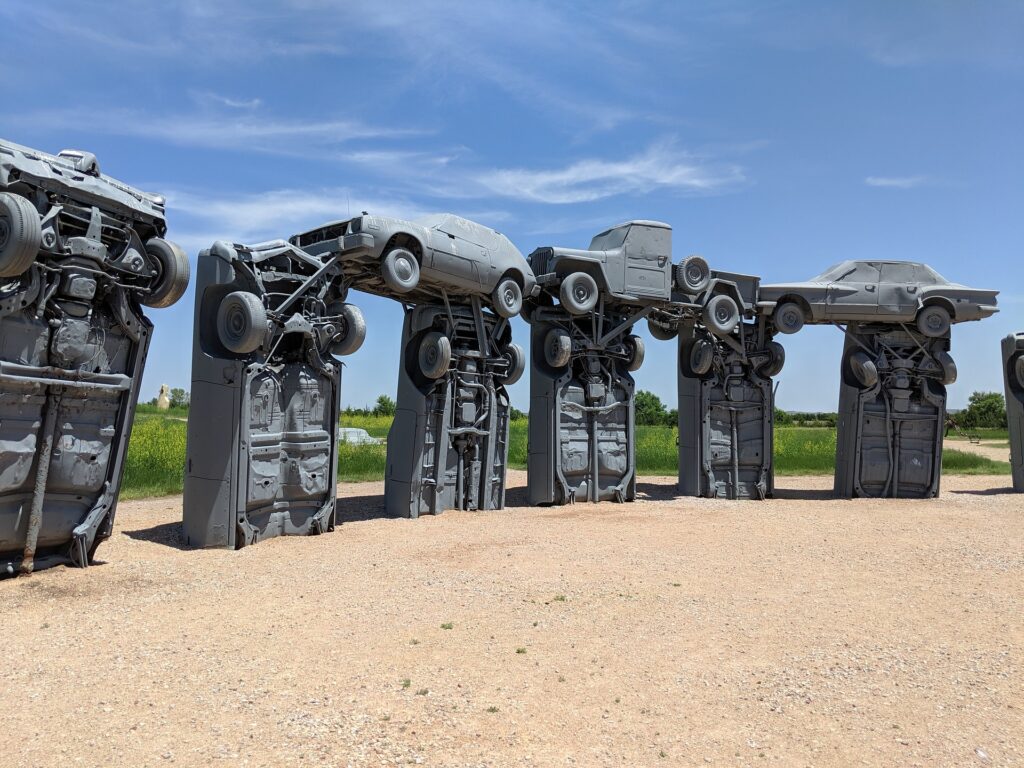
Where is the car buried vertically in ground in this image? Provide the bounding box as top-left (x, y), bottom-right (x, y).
top-left (290, 212), bottom-right (537, 318)
top-left (758, 260), bottom-right (998, 337)
top-left (0, 138), bottom-right (189, 575)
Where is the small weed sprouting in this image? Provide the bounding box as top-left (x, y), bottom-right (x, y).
top-left (415, 688), bottom-right (429, 696)
top-left (441, 622), bottom-right (454, 630)
top-left (401, 678), bottom-right (411, 689)
top-left (516, 647), bottom-right (527, 654)
top-left (486, 706), bottom-right (499, 713)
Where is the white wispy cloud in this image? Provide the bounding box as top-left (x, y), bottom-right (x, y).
top-left (159, 186), bottom-right (512, 253)
top-left (189, 91), bottom-right (263, 110)
top-left (474, 143), bottom-right (746, 204)
top-left (864, 175), bottom-right (930, 189)
top-left (8, 107), bottom-right (415, 156)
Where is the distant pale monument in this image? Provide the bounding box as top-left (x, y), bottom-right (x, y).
top-left (157, 384), bottom-right (171, 410)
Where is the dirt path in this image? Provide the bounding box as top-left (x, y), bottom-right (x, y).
top-left (2, 472), bottom-right (1022, 767)
top-left (947, 439), bottom-right (1011, 463)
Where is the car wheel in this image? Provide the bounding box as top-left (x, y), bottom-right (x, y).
top-left (675, 255), bottom-right (710, 294)
top-left (932, 349), bottom-right (957, 385)
top-left (217, 290), bottom-right (268, 354)
top-left (702, 294), bottom-right (740, 337)
top-left (848, 351), bottom-right (878, 388)
top-left (418, 331), bottom-right (451, 379)
top-left (624, 335), bottom-right (645, 372)
top-left (684, 337), bottom-right (715, 378)
top-left (0, 192), bottom-right (41, 277)
top-left (544, 328), bottom-right (572, 369)
top-left (559, 272), bottom-right (599, 315)
top-left (773, 301), bottom-right (805, 335)
top-left (1014, 355), bottom-right (1024, 389)
top-left (327, 302), bottom-right (366, 357)
top-left (916, 305), bottom-right (951, 338)
top-left (759, 340), bottom-right (786, 378)
top-left (500, 342), bottom-right (526, 386)
top-left (381, 247), bottom-right (420, 293)
top-left (492, 277), bottom-right (522, 318)
top-left (142, 238), bottom-right (190, 308)
top-left (647, 318), bottom-right (678, 341)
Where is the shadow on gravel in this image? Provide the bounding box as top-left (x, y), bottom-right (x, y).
top-left (953, 487), bottom-right (1017, 496)
top-left (335, 493), bottom-right (392, 523)
top-left (770, 488), bottom-right (835, 500)
top-left (123, 522), bottom-right (188, 550)
top-left (636, 483), bottom-right (685, 501)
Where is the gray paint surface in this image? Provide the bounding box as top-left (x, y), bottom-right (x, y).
top-left (525, 221), bottom-right (717, 505)
top-left (527, 310), bottom-right (637, 504)
top-left (833, 322), bottom-right (951, 498)
top-left (1002, 333), bottom-right (1024, 492)
top-left (759, 260), bottom-right (998, 326)
top-left (290, 212), bottom-right (536, 310)
top-left (677, 273), bottom-right (780, 499)
top-left (0, 139), bottom-right (184, 575)
top-left (385, 301), bottom-right (513, 517)
top-left (183, 240), bottom-right (363, 548)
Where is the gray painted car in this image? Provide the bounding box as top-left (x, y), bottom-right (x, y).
top-left (0, 139), bottom-right (189, 575)
top-left (759, 260), bottom-right (998, 337)
top-left (290, 213), bottom-right (536, 318)
top-left (528, 220), bottom-right (713, 311)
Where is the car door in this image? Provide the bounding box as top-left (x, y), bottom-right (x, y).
top-left (825, 262), bottom-right (881, 319)
top-left (622, 224), bottom-right (672, 299)
top-left (877, 263), bottom-right (919, 321)
top-left (428, 216), bottom-right (485, 291)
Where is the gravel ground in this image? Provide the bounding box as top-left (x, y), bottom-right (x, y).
top-left (2, 472), bottom-right (1022, 768)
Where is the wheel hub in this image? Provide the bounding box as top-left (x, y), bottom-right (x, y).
top-left (0, 219), bottom-right (9, 248)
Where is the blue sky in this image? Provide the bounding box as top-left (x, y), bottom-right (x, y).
top-left (1, 0), bottom-right (1021, 411)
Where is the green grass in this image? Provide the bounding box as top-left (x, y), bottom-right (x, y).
top-left (121, 417), bottom-right (188, 499)
top-left (117, 413), bottom-right (1011, 499)
top-left (941, 449), bottom-right (1012, 475)
top-left (775, 427), bottom-right (839, 476)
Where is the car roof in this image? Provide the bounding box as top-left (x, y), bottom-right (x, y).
top-left (593, 220), bottom-right (671, 236)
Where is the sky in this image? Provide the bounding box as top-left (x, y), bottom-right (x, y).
top-left (1, 0), bottom-right (1021, 412)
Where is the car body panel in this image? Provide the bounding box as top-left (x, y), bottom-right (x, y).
top-left (0, 138), bottom-right (176, 575)
top-left (290, 213), bottom-right (536, 304)
top-left (528, 220), bottom-right (674, 304)
top-left (759, 260), bottom-right (998, 324)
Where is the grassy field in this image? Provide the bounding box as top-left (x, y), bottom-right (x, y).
top-left (119, 414), bottom-right (1011, 498)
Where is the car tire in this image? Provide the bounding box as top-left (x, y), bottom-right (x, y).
top-left (916, 305), bottom-right (951, 338)
top-left (142, 238), bottom-right (190, 308)
top-left (501, 342), bottom-right (526, 386)
top-left (675, 255), bottom-right (710, 294)
top-left (217, 290), bottom-right (268, 354)
top-left (933, 349), bottom-right (957, 385)
top-left (492, 277), bottom-right (523, 318)
top-left (759, 340), bottom-right (786, 378)
top-left (418, 331), bottom-right (451, 379)
top-left (0, 192), bottom-right (41, 278)
top-left (544, 328), bottom-right (572, 369)
top-left (702, 294), bottom-right (740, 337)
top-left (684, 337), bottom-right (715, 378)
top-left (848, 351), bottom-right (879, 388)
top-left (773, 301), bottom-right (805, 335)
top-left (624, 335), bottom-right (645, 372)
top-left (1013, 355), bottom-right (1024, 389)
top-left (381, 247), bottom-right (420, 294)
top-left (647, 318), bottom-right (678, 341)
top-left (559, 272), bottom-right (599, 315)
top-left (327, 302), bottom-right (366, 357)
